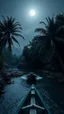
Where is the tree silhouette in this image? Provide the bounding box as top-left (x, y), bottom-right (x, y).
top-left (35, 14), bottom-right (64, 71)
top-left (0, 16), bottom-right (24, 52)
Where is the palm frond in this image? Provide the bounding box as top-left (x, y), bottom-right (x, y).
top-left (0, 16), bottom-right (24, 51)
top-left (35, 28), bottom-right (46, 34)
top-left (56, 25), bottom-right (64, 34)
top-left (34, 41), bottom-right (44, 52)
top-left (12, 36), bottom-right (20, 46)
top-left (13, 33), bottom-right (24, 39)
top-left (40, 21), bottom-right (47, 26)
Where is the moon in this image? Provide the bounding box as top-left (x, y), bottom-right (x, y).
top-left (29, 10), bottom-right (36, 16)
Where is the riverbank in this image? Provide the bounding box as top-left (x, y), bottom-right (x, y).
top-left (40, 70), bottom-right (64, 84)
top-left (0, 68), bottom-right (64, 94)
top-left (22, 69), bottom-right (64, 84)
top-left (0, 72), bottom-right (64, 114)
top-left (0, 68), bottom-right (24, 94)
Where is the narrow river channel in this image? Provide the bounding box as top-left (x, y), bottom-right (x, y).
top-left (0, 72), bottom-right (64, 114)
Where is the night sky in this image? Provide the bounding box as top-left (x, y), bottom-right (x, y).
top-left (0, 0), bottom-right (64, 49)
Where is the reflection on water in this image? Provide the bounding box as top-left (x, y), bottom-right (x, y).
top-left (0, 74), bottom-right (64, 114)
top-left (0, 77), bottom-right (30, 114)
top-left (36, 75), bottom-right (64, 114)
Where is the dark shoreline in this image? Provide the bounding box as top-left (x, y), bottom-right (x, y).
top-left (0, 68), bottom-right (24, 94)
top-left (0, 68), bottom-right (64, 94)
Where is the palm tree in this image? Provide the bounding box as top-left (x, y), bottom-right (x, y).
top-left (0, 16), bottom-right (24, 52)
top-left (35, 15), bottom-right (64, 71)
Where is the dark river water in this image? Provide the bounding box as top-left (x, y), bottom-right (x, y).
top-left (0, 72), bottom-right (64, 114)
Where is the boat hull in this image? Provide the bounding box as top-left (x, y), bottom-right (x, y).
top-left (16, 85), bottom-right (49, 114)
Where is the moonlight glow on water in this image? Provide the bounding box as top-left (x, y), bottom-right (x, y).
top-left (29, 10), bottom-right (36, 16)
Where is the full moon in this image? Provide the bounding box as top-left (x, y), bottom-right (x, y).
top-left (29, 10), bottom-right (36, 16)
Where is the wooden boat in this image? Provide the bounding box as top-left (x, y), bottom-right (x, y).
top-left (27, 73), bottom-right (36, 83)
top-left (16, 85), bottom-right (50, 114)
top-left (21, 72), bottom-right (42, 83)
